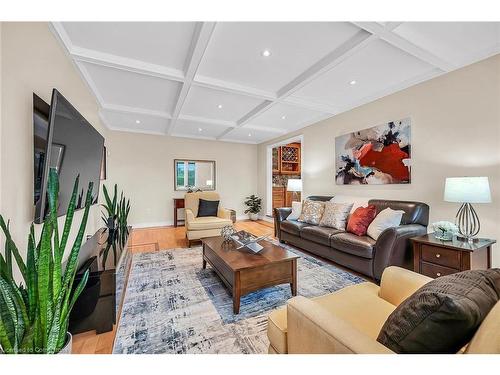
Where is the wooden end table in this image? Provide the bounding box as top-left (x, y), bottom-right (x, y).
top-left (411, 233), bottom-right (496, 279)
top-left (201, 236), bottom-right (298, 314)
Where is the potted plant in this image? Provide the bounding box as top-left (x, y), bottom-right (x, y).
top-left (0, 168), bottom-right (93, 354)
top-left (244, 195), bottom-right (262, 221)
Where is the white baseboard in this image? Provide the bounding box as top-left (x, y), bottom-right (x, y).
top-left (131, 220), bottom-right (173, 229)
top-left (259, 215), bottom-right (274, 223)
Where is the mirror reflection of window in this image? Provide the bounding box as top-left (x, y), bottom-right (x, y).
top-left (174, 160), bottom-right (216, 191)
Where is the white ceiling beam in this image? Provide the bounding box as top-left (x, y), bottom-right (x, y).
top-left (220, 29), bottom-right (374, 139)
top-left (353, 22), bottom-right (455, 72)
top-left (178, 114), bottom-right (235, 128)
top-left (101, 103), bottom-right (172, 119)
top-left (277, 30), bottom-right (374, 98)
top-left (193, 75), bottom-right (277, 101)
top-left (71, 46), bottom-right (185, 82)
top-left (167, 22), bottom-right (217, 135)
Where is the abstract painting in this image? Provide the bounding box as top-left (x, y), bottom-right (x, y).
top-left (335, 118), bottom-right (411, 185)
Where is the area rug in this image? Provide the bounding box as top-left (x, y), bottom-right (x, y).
top-left (113, 242), bottom-right (364, 354)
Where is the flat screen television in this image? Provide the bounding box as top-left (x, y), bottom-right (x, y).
top-left (34, 89), bottom-right (104, 224)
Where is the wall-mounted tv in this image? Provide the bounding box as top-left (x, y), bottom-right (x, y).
top-left (34, 89), bottom-right (104, 224)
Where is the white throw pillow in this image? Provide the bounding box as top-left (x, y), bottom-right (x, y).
top-left (319, 202), bottom-right (353, 230)
top-left (367, 207), bottom-right (405, 240)
top-left (330, 195), bottom-right (371, 214)
top-left (287, 201), bottom-right (302, 221)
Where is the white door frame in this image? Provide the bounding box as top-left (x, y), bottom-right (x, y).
top-left (266, 134), bottom-right (304, 216)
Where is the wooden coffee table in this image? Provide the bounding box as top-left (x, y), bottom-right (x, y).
top-left (201, 236), bottom-right (299, 314)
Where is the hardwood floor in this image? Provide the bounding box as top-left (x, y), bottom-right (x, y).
top-left (71, 219), bottom-right (274, 354)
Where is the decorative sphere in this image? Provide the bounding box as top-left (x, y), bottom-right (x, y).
top-left (221, 225), bottom-right (236, 242)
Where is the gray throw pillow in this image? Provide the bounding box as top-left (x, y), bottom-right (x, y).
top-left (377, 269), bottom-right (500, 353)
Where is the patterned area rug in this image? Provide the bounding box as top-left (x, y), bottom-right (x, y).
top-left (113, 241), bottom-right (364, 354)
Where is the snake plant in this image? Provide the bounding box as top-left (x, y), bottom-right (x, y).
top-left (0, 168), bottom-right (93, 354)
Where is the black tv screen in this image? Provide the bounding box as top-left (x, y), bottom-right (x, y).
top-left (34, 89), bottom-right (104, 224)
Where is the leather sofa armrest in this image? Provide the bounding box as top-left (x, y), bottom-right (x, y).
top-left (185, 208), bottom-right (195, 225)
top-left (378, 266), bottom-right (432, 306)
top-left (273, 207), bottom-right (292, 238)
top-left (287, 296), bottom-right (393, 354)
top-left (373, 224), bottom-right (427, 281)
top-left (218, 207), bottom-right (231, 220)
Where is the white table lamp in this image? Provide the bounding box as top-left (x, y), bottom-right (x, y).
top-left (444, 177), bottom-right (491, 241)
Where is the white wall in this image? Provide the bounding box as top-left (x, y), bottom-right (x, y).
top-left (105, 131), bottom-right (258, 227)
top-left (0, 23), bottom-right (107, 279)
top-left (258, 54), bottom-right (500, 267)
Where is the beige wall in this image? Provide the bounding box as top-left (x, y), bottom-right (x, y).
top-left (258, 54), bottom-right (500, 267)
top-left (105, 131), bottom-right (258, 227)
top-left (0, 22), bottom-right (107, 278)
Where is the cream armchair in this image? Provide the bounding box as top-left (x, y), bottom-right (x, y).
top-left (267, 266), bottom-right (500, 354)
top-left (184, 191), bottom-right (232, 246)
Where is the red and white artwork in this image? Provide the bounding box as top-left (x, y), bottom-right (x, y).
top-left (335, 118), bottom-right (411, 185)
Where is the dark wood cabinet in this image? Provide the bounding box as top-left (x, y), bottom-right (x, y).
top-left (173, 198), bottom-right (185, 227)
top-left (412, 234), bottom-right (495, 279)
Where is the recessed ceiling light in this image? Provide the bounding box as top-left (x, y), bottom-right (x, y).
top-left (198, 127), bottom-right (203, 132)
top-left (217, 104), bottom-right (223, 109)
top-left (349, 80), bottom-right (357, 85)
top-left (135, 120), bottom-right (141, 124)
top-left (248, 133), bottom-right (252, 137)
top-left (281, 115), bottom-right (286, 120)
top-left (261, 49), bottom-right (271, 57)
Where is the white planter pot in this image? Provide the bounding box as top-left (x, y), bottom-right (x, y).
top-left (57, 332), bottom-right (72, 354)
top-left (248, 213), bottom-right (259, 221)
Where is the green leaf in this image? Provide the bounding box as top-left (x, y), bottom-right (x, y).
top-left (0, 216), bottom-right (28, 285)
top-left (60, 181), bottom-right (93, 321)
top-left (0, 278), bottom-right (19, 352)
top-left (37, 219), bottom-right (54, 348)
top-left (26, 225), bottom-right (38, 321)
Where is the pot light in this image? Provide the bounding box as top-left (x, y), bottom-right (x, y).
top-left (349, 80), bottom-right (357, 85)
top-left (248, 133), bottom-right (252, 137)
top-left (261, 49), bottom-right (271, 57)
top-left (217, 104), bottom-right (223, 109)
top-left (198, 127), bottom-right (203, 132)
top-left (135, 120), bottom-right (141, 124)
top-left (281, 115), bottom-right (286, 120)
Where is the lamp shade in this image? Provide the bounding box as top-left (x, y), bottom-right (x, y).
top-left (287, 179), bottom-right (302, 192)
top-left (444, 177), bottom-right (491, 203)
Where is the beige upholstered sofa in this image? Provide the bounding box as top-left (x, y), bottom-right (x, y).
top-left (184, 191), bottom-right (232, 246)
top-left (267, 266), bottom-right (500, 354)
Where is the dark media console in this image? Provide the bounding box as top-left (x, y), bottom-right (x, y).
top-left (69, 227), bottom-right (133, 335)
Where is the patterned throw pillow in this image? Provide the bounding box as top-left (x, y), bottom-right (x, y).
top-left (298, 200), bottom-right (325, 225)
top-left (319, 202), bottom-right (353, 230)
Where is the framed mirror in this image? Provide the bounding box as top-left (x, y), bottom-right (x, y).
top-left (174, 159), bottom-right (216, 191)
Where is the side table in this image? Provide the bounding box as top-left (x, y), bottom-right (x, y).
top-left (411, 233), bottom-right (496, 278)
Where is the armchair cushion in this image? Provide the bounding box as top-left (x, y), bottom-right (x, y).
top-left (377, 269), bottom-right (500, 354)
top-left (197, 198), bottom-right (219, 217)
top-left (186, 216), bottom-right (232, 231)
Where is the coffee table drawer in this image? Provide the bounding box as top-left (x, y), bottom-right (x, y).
top-left (420, 261), bottom-right (457, 279)
top-left (421, 245), bottom-right (460, 269)
top-left (240, 261), bottom-right (293, 294)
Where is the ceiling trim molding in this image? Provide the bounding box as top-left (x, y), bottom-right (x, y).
top-left (193, 75), bottom-right (277, 100)
top-left (167, 22), bottom-right (217, 135)
top-left (71, 46), bottom-right (185, 82)
top-left (101, 104), bottom-right (172, 119)
top-left (353, 22), bottom-right (455, 72)
top-left (177, 114), bottom-right (235, 128)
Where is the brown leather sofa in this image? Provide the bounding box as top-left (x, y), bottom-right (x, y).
top-left (274, 196), bottom-right (429, 281)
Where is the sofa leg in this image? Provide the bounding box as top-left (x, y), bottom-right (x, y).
top-left (279, 239), bottom-right (286, 244)
top-left (188, 240), bottom-right (192, 248)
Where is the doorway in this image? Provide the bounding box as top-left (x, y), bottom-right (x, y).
top-left (266, 135), bottom-right (304, 217)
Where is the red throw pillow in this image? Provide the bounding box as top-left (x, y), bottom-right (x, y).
top-left (347, 205), bottom-right (378, 236)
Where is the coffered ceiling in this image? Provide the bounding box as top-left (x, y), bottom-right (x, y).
top-left (51, 22), bottom-right (500, 144)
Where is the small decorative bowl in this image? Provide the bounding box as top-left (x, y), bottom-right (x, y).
top-left (434, 230), bottom-right (453, 241)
